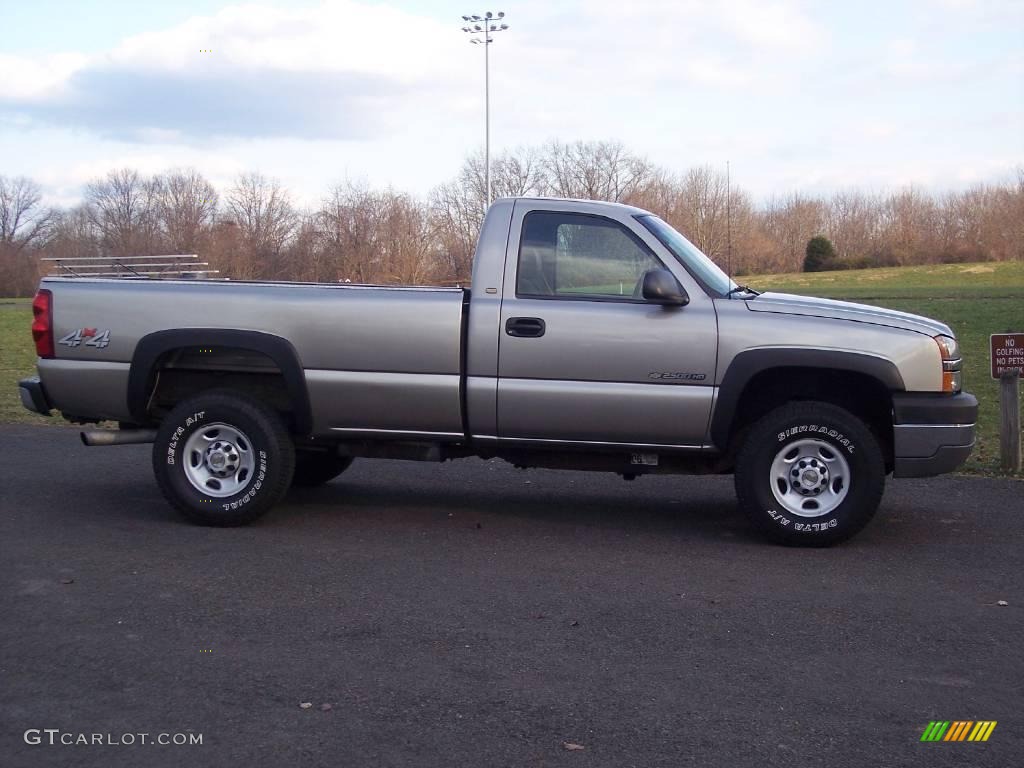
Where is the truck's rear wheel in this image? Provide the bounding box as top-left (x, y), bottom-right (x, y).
top-left (734, 401), bottom-right (885, 546)
top-left (292, 450), bottom-right (353, 487)
top-left (152, 390), bottom-right (295, 526)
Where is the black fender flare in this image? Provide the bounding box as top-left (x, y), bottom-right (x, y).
top-left (127, 329), bottom-right (313, 435)
top-left (710, 348), bottom-right (905, 449)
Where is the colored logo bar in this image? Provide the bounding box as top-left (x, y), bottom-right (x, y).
top-left (920, 721), bottom-right (997, 742)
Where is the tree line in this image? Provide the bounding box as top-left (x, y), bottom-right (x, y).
top-left (2, 140), bottom-right (1022, 297)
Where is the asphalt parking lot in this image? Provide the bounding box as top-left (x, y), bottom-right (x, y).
top-left (1, 424), bottom-right (1022, 767)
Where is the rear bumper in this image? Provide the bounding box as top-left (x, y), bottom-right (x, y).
top-left (892, 392), bottom-right (977, 478)
top-left (18, 376), bottom-right (51, 416)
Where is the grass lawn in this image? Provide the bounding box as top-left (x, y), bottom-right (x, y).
top-left (0, 299), bottom-right (53, 426)
top-left (744, 261), bottom-right (1024, 476)
top-left (2, 261), bottom-right (1021, 475)
top-left (745, 260), bottom-right (1024, 300)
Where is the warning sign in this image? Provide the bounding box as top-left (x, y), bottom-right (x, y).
top-left (991, 333), bottom-right (1024, 379)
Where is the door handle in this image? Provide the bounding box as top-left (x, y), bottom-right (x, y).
top-left (505, 317), bottom-right (546, 338)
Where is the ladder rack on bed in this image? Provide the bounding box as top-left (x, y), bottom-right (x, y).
top-left (42, 254), bottom-right (219, 279)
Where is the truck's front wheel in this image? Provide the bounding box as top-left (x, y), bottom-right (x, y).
top-left (152, 390), bottom-right (295, 526)
top-left (734, 401), bottom-right (885, 546)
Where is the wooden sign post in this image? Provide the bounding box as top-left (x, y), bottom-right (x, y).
top-left (991, 333), bottom-right (1023, 473)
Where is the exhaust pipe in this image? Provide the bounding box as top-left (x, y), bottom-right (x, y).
top-left (80, 428), bottom-right (158, 447)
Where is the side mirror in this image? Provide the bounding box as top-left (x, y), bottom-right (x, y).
top-left (641, 269), bottom-right (689, 306)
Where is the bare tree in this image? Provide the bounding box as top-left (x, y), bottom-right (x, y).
top-left (225, 172), bottom-right (297, 277)
top-left (826, 190), bottom-right (882, 264)
top-left (543, 140), bottom-right (653, 202)
top-left (318, 182), bottom-right (380, 284)
top-left (428, 146), bottom-right (550, 281)
top-left (154, 169), bottom-right (218, 254)
top-left (206, 219), bottom-right (248, 279)
top-left (283, 213), bottom-right (324, 283)
top-left (494, 147), bottom-right (547, 199)
top-left (376, 191), bottom-right (433, 284)
top-left (3, 149), bottom-right (1023, 295)
top-left (675, 166), bottom-right (731, 259)
top-left (85, 169), bottom-right (161, 257)
top-left (317, 182), bottom-right (435, 285)
top-left (428, 180), bottom-right (483, 282)
top-left (0, 176), bottom-right (52, 252)
top-left (761, 193), bottom-right (827, 272)
top-left (0, 176), bottom-right (54, 295)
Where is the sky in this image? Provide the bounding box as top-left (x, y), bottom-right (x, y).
top-left (1, 0), bottom-right (1021, 208)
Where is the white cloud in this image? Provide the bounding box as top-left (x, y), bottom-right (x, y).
top-left (0, 0), bottom-right (831, 145)
top-left (101, 1), bottom-right (460, 79)
top-left (0, 52), bottom-right (89, 101)
top-left (858, 119), bottom-right (898, 139)
top-left (683, 54), bottom-right (754, 87)
top-left (715, 0), bottom-right (826, 49)
top-left (0, 1), bottom-right (467, 142)
top-left (0, 0), bottom-right (1018, 205)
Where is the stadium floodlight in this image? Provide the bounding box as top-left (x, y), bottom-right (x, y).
top-left (460, 11), bottom-right (509, 207)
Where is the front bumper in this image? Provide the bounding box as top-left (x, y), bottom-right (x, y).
top-left (892, 392), bottom-right (977, 478)
top-left (18, 376), bottom-right (52, 416)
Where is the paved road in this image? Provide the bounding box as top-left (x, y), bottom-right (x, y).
top-left (1, 424), bottom-right (1022, 767)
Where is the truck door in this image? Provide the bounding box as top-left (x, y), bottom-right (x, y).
top-left (496, 201), bottom-right (718, 448)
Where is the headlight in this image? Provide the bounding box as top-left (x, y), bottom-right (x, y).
top-left (935, 335), bottom-right (960, 363)
top-left (934, 335), bottom-right (962, 392)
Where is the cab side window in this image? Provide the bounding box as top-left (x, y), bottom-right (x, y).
top-left (516, 211), bottom-right (664, 300)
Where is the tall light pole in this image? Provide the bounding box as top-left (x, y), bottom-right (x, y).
top-left (461, 11), bottom-right (509, 207)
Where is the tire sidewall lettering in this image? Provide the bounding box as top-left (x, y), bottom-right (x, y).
top-left (776, 424), bottom-right (855, 454)
top-left (166, 411), bottom-right (205, 466)
top-left (222, 451), bottom-right (267, 511)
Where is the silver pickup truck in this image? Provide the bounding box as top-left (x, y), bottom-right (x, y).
top-left (20, 197), bottom-right (978, 545)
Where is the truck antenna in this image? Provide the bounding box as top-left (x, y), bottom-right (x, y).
top-left (726, 160), bottom-right (732, 283)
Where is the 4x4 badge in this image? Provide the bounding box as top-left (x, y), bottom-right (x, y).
top-left (58, 328), bottom-right (111, 349)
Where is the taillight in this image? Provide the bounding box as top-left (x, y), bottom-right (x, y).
top-left (32, 289), bottom-right (54, 358)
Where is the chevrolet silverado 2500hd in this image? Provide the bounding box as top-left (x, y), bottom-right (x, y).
top-left (19, 198), bottom-right (978, 545)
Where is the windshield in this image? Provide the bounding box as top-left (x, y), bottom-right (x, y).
top-left (636, 215), bottom-right (736, 297)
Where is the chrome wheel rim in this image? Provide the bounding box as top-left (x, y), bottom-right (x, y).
top-left (182, 423), bottom-right (256, 498)
top-left (769, 438), bottom-right (850, 518)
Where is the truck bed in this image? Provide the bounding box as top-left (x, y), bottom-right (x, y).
top-left (39, 277), bottom-right (469, 437)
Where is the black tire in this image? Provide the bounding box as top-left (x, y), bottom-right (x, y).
top-left (152, 390), bottom-right (295, 526)
top-left (291, 450), bottom-right (353, 487)
top-left (734, 401), bottom-right (885, 547)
